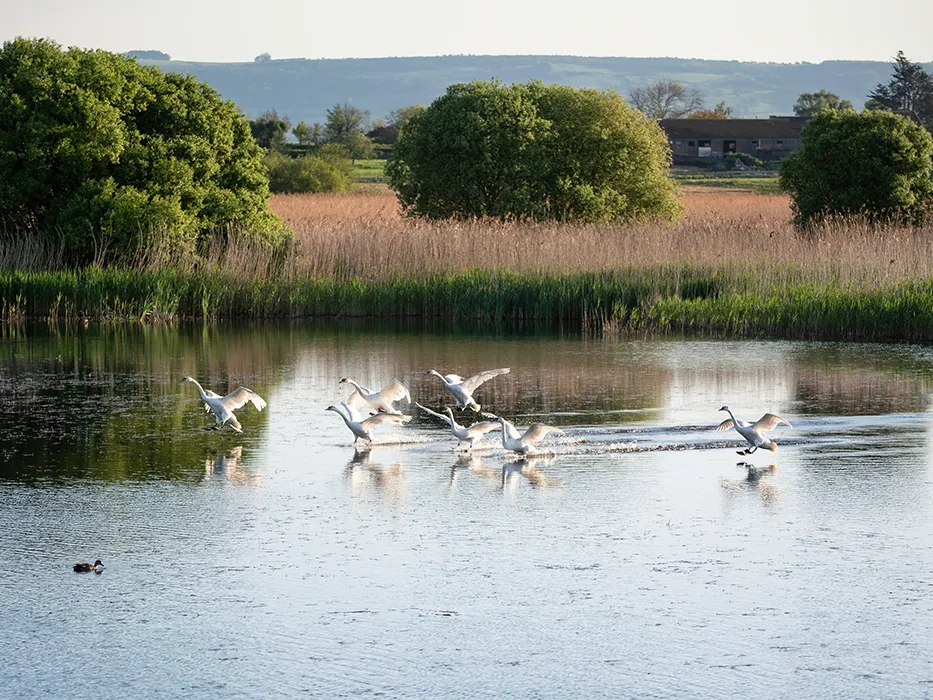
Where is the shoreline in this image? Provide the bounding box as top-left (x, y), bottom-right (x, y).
top-left (3, 267), bottom-right (932, 343)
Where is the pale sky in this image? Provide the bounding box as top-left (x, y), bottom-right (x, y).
top-left (2, 0), bottom-right (931, 64)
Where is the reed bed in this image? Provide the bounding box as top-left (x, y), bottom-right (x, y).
top-left (3, 190), bottom-right (933, 341)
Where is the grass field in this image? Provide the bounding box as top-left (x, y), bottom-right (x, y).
top-left (352, 159), bottom-right (387, 184)
top-left (5, 189), bottom-right (933, 341)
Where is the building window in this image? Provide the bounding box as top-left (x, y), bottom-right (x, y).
top-left (751, 140), bottom-right (759, 145)
top-left (776, 140), bottom-right (784, 147)
top-left (698, 140), bottom-right (711, 148)
top-left (688, 141), bottom-right (695, 147)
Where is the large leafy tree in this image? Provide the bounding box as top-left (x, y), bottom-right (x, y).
top-left (867, 51), bottom-right (933, 124)
top-left (386, 80), bottom-right (680, 223)
top-left (0, 38), bottom-right (287, 262)
top-left (780, 110), bottom-right (933, 228)
top-left (793, 90), bottom-right (853, 116)
top-left (629, 80), bottom-right (704, 119)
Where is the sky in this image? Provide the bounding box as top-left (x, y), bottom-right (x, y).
top-left (2, 0), bottom-right (931, 64)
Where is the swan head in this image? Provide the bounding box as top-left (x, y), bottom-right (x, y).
top-left (181, 376), bottom-right (193, 383)
top-left (718, 405), bottom-right (730, 412)
top-left (325, 405), bottom-right (340, 413)
top-left (338, 377), bottom-right (350, 385)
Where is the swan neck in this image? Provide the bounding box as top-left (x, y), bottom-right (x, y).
top-left (189, 379), bottom-right (208, 401)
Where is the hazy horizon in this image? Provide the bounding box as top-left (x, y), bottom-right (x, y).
top-left (3, 0), bottom-right (931, 65)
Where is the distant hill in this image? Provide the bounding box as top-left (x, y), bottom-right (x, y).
top-left (135, 54), bottom-right (926, 125)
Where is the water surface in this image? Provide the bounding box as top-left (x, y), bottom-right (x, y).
top-left (2, 324), bottom-right (932, 698)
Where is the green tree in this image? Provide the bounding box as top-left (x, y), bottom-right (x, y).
top-left (867, 51), bottom-right (933, 124)
top-left (292, 120), bottom-right (324, 145)
top-left (263, 151), bottom-right (352, 193)
top-left (0, 37), bottom-right (287, 262)
top-left (250, 110), bottom-right (290, 151)
top-left (324, 103), bottom-right (374, 158)
top-left (629, 80), bottom-right (704, 119)
top-left (779, 110), bottom-right (933, 228)
top-left (386, 79), bottom-right (681, 223)
top-left (793, 90), bottom-right (853, 116)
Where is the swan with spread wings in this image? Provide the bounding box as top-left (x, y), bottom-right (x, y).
top-left (491, 415), bottom-right (563, 456)
top-left (182, 377), bottom-right (267, 433)
top-left (415, 402), bottom-right (501, 450)
top-left (716, 406), bottom-right (792, 455)
top-left (326, 402), bottom-right (412, 445)
top-left (425, 367), bottom-right (510, 412)
top-left (339, 377), bottom-right (410, 415)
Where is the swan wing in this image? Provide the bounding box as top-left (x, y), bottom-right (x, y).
top-left (220, 387), bottom-right (267, 412)
top-left (361, 413), bottom-right (412, 428)
top-left (415, 402), bottom-right (453, 427)
top-left (753, 413), bottom-right (792, 432)
top-left (460, 368), bottom-right (510, 394)
top-left (377, 379), bottom-right (411, 405)
top-left (715, 418), bottom-right (735, 431)
top-left (522, 423), bottom-right (563, 445)
top-left (465, 420), bottom-right (501, 437)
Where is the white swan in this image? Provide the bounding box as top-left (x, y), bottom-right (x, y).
top-left (326, 402), bottom-right (412, 444)
top-left (339, 377), bottom-right (410, 415)
top-left (415, 402), bottom-right (501, 450)
top-left (425, 367), bottom-right (510, 412)
top-left (182, 377), bottom-right (267, 433)
top-left (492, 415), bottom-right (563, 455)
top-left (716, 406), bottom-right (792, 455)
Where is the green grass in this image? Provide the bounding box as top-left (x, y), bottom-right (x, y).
top-left (352, 159), bottom-right (387, 183)
top-left (673, 172), bottom-right (783, 195)
top-left (5, 266), bottom-right (933, 342)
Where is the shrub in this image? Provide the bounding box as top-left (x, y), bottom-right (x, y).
top-left (386, 79), bottom-right (681, 223)
top-left (264, 152), bottom-right (352, 194)
top-left (0, 37), bottom-right (289, 263)
top-left (780, 110), bottom-right (933, 228)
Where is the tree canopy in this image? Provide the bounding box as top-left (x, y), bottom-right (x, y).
top-left (0, 37), bottom-right (287, 262)
top-left (867, 51), bottom-right (933, 124)
top-left (688, 102), bottom-right (734, 120)
top-left (386, 80), bottom-right (681, 223)
top-left (250, 110), bottom-right (290, 151)
top-left (793, 90), bottom-right (853, 117)
top-left (779, 110), bottom-right (933, 228)
top-left (324, 103), bottom-right (374, 158)
top-left (629, 80), bottom-right (704, 119)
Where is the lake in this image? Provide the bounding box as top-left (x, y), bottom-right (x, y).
top-left (2, 323), bottom-right (932, 698)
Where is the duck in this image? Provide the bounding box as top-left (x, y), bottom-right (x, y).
top-left (716, 406), bottom-right (792, 455)
top-left (73, 559), bottom-right (104, 574)
top-left (425, 367), bottom-right (510, 412)
top-left (181, 377), bottom-right (267, 433)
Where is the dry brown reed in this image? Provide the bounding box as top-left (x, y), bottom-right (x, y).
top-left (267, 191), bottom-right (933, 290)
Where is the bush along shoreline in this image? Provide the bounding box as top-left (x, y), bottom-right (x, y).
top-left (4, 266), bottom-right (933, 342)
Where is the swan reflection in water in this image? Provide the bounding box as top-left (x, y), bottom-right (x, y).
top-left (345, 449), bottom-right (407, 504)
top-left (501, 456), bottom-right (563, 491)
top-left (719, 461), bottom-right (778, 505)
top-left (448, 452), bottom-right (501, 488)
top-left (203, 446), bottom-right (262, 486)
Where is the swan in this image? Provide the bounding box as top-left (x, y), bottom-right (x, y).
top-left (415, 402), bottom-right (501, 450)
top-left (182, 377), bottom-right (267, 432)
top-left (492, 415), bottom-right (563, 455)
top-left (425, 367), bottom-right (510, 412)
top-left (326, 402), bottom-right (412, 444)
top-left (716, 406), bottom-right (792, 455)
top-left (73, 559), bottom-right (104, 574)
top-left (339, 377), bottom-right (410, 415)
